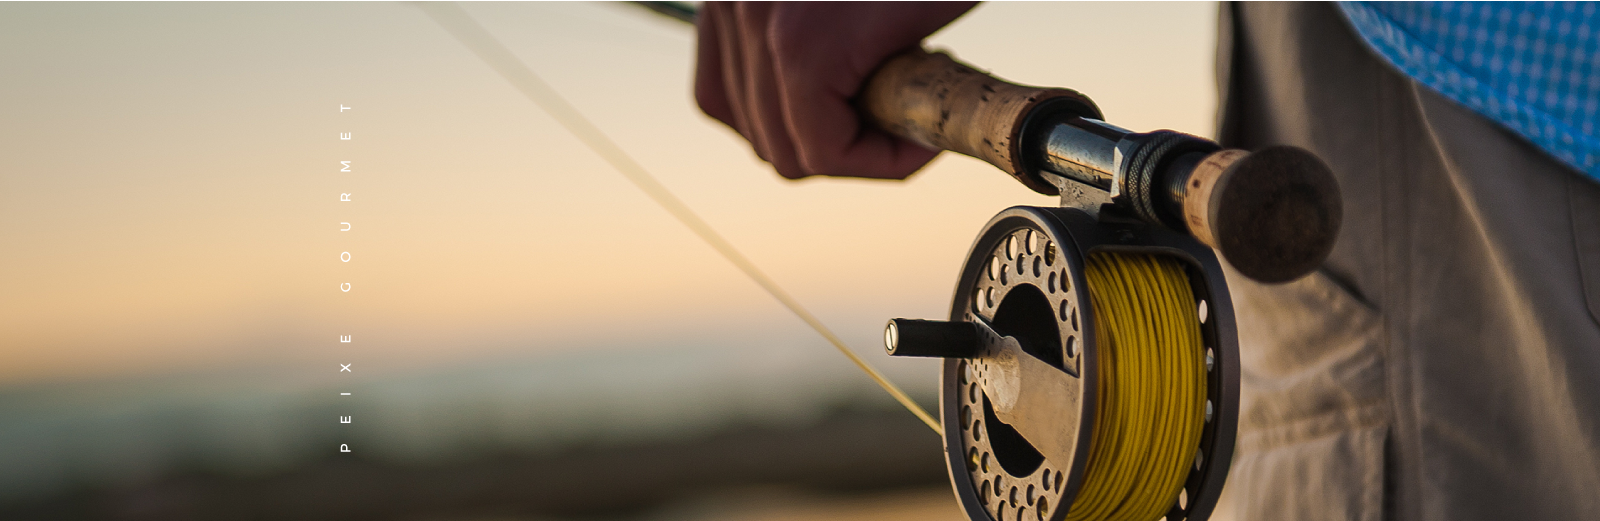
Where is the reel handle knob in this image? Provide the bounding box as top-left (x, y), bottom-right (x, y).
top-left (884, 318), bottom-right (978, 358)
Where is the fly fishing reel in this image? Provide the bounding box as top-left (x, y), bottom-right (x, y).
top-left (868, 50), bottom-right (1340, 521)
top-left (887, 208), bottom-right (1236, 521)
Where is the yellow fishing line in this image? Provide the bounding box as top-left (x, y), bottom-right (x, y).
top-left (1067, 252), bottom-right (1206, 521)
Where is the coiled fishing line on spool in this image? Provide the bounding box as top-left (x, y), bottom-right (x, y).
top-left (893, 212), bottom-right (1235, 521)
top-left (1070, 252), bottom-right (1204, 521)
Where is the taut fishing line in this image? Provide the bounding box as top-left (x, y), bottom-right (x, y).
top-left (417, 3), bottom-right (941, 434)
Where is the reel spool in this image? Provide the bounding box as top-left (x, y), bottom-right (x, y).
top-left (887, 207), bottom-right (1237, 521)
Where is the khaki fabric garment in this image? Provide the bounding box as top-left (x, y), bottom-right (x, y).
top-left (1210, 3), bottom-right (1600, 521)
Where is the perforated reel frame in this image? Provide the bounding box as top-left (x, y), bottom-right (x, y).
top-left (940, 206), bottom-right (1239, 521)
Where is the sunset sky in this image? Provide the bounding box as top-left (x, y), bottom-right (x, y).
top-left (0, 2), bottom-right (1216, 389)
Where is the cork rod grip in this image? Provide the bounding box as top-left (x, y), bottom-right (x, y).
top-left (859, 49), bottom-right (1097, 194)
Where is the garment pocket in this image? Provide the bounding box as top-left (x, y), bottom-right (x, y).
top-left (1212, 267), bottom-right (1389, 521)
top-left (1224, 266), bottom-right (1386, 431)
top-left (1220, 421), bottom-right (1388, 521)
top-left (1570, 176), bottom-right (1600, 328)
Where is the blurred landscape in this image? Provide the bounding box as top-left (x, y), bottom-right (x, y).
top-left (0, 2), bottom-right (1215, 519)
top-left (0, 345), bottom-right (949, 519)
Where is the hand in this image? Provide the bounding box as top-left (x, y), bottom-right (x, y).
top-left (695, 2), bottom-right (978, 180)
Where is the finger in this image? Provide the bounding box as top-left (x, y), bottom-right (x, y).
top-left (832, 128), bottom-right (942, 180)
top-left (768, 2), bottom-right (973, 179)
top-left (733, 3), bottom-right (805, 178)
top-left (769, 39), bottom-right (935, 177)
top-left (693, 3), bottom-right (736, 127)
top-left (772, 41), bottom-right (940, 180)
top-left (713, 4), bottom-right (758, 153)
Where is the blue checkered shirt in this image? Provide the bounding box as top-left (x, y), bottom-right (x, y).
top-left (1339, 2), bottom-right (1600, 181)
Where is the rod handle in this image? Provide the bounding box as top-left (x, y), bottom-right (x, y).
top-left (859, 49), bottom-right (1098, 195)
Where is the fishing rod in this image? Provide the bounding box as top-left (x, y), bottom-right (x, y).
top-left (628, 2), bottom-right (1338, 282)
top-left (443, 4), bottom-right (1344, 521)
